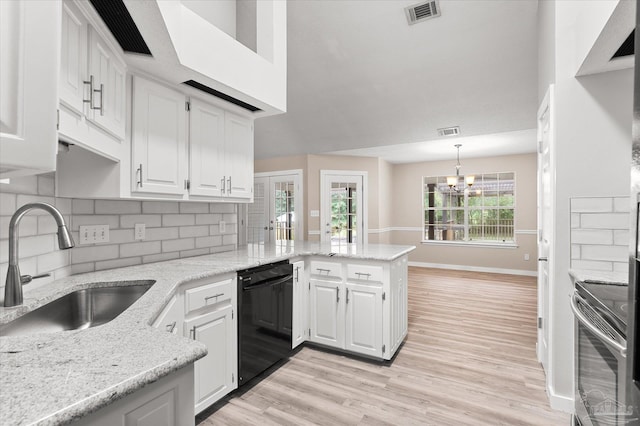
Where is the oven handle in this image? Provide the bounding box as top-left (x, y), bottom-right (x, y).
top-left (570, 292), bottom-right (626, 357)
top-left (242, 275), bottom-right (291, 291)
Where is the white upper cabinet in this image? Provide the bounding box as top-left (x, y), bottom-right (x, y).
top-left (131, 76), bottom-right (188, 197)
top-left (189, 99), bottom-right (226, 198)
top-left (58, 0), bottom-right (126, 161)
top-left (223, 113), bottom-right (254, 200)
top-left (0, 0), bottom-right (60, 178)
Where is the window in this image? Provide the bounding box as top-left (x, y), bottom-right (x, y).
top-left (423, 172), bottom-right (515, 243)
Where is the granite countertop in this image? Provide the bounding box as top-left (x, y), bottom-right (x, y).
top-left (568, 268), bottom-right (629, 286)
top-left (0, 242), bottom-right (415, 425)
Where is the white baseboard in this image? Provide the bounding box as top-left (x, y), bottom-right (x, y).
top-left (408, 261), bottom-right (538, 277)
top-left (547, 385), bottom-right (574, 413)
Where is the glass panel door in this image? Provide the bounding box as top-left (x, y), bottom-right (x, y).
top-left (321, 172), bottom-right (365, 244)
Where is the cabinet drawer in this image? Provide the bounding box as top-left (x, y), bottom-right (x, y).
top-left (309, 260), bottom-right (342, 279)
top-left (185, 278), bottom-right (234, 314)
top-left (346, 264), bottom-right (384, 283)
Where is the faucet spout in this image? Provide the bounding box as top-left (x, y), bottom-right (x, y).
top-left (4, 202), bottom-right (74, 307)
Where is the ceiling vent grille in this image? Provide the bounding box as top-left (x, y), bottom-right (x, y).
top-left (437, 126), bottom-right (460, 137)
top-left (405, 0), bottom-right (441, 25)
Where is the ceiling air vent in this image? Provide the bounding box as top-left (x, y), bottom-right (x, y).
top-left (405, 0), bottom-right (441, 25)
top-left (437, 126), bottom-right (460, 137)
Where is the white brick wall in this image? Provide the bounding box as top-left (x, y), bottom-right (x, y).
top-left (0, 174), bottom-right (238, 294)
top-left (570, 196), bottom-right (629, 274)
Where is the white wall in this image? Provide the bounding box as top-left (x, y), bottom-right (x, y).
top-left (181, 0), bottom-right (237, 38)
top-left (538, 0), bottom-right (634, 410)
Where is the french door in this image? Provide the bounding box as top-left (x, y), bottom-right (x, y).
top-left (320, 171), bottom-right (367, 244)
top-left (248, 171), bottom-right (302, 243)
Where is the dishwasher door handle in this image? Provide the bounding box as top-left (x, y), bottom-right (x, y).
top-left (242, 275), bottom-right (292, 291)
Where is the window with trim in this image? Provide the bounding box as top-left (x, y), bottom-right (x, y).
top-left (422, 172), bottom-right (515, 243)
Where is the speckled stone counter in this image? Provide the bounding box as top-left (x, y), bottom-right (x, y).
top-left (569, 269), bottom-right (629, 286)
top-left (0, 242), bottom-right (415, 425)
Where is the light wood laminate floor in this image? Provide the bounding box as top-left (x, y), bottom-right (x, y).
top-left (199, 267), bottom-right (570, 425)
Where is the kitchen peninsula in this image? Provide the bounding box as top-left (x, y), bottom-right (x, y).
top-left (0, 242), bottom-right (414, 425)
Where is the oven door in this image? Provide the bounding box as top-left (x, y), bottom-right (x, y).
top-left (572, 292), bottom-right (628, 426)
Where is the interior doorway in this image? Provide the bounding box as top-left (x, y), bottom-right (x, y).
top-left (320, 170), bottom-right (367, 244)
top-left (248, 170), bottom-right (303, 243)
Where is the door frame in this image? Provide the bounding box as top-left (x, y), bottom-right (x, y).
top-left (254, 169), bottom-right (304, 242)
top-left (320, 170), bottom-right (368, 244)
top-left (536, 85), bottom-right (555, 378)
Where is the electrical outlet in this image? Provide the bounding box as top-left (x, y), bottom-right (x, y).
top-left (524, 253), bottom-right (530, 261)
top-left (219, 220), bottom-right (226, 233)
top-left (78, 225), bottom-right (110, 244)
top-left (134, 223), bottom-right (145, 240)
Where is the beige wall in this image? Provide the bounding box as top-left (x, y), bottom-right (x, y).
top-left (255, 152), bottom-right (537, 273)
top-left (390, 153), bottom-right (538, 272)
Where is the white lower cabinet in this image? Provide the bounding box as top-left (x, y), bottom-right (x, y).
top-left (73, 364), bottom-right (195, 426)
top-left (185, 305), bottom-right (236, 414)
top-left (309, 278), bottom-right (344, 349)
top-left (291, 260), bottom-right (308, 349)
top-left (308, 255), bottom-right (408, 360)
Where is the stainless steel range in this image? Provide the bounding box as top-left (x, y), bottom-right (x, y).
top-left (572, 279), bottom-right (635, 425)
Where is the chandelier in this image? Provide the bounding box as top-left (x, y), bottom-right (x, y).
top-left (447, 144), bottom-right (474, 191)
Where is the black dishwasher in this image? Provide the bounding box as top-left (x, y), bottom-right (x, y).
top-left (237, 261), bottom-right (293, 387)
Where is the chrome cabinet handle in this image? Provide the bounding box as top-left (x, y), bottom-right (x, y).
top-left (355, 272), bottom-right (371, 279)
top-left (221, 176), bottom-right (226, 194)
top-left (570, 292), bottom-right (626, 357)
top-left (295, 267), bottom-right (299, 283)
top-left (165, 321), bottom-right (177, 333)
top-left (227, 177), bottom-right (232, 194)
top-left (83, 75), bottom-right (94, 107)
top-left (92, 83), bottom-right (104, 115)
top-left (316, 268), bottom-right (330, 274)
top-left (538, 257), bottom-right (548, 262)
top-left (346, 288), bottom-right (349, 304)
top-left (336, 287), bottom-right (340, 303)
top-left (204, 293), bottom-right (224, 303)
top-left (263, 226), bottom-right (268, 230)
top-left (190, 326), bottom-right (196, 340)
top-left (136, 164), bottom-right (143, 188)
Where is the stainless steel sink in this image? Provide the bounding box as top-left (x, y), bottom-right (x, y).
top-left (0, 281), bottom-right (155, 337)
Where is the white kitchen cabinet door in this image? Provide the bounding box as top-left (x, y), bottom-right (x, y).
top-left (185, 305), bottom-right (237, 414)
top-left (345, 283), bottom-right (383, 358)
top-left (189, 99), bottom-right (225, 198)
top-left (309, 279), bottom-right (344, 349)
top-left (224, 112), bottom-right (253, 200)
top-left (132, 76), bottom-right (187, 196)
top-left (390, 257), bottom-right (408, 354)
top-left (59, 0), bottom-right (88, 116)
top-left (292, 260), bottom-right (307, 349)
top-left (0, 0), bottom-right (60, 178)
top-left (153, 295), bottom-right (183, 336)
top-left (88, 26), bottom-right (126, 140)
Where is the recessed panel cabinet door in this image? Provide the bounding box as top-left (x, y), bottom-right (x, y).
top-left (189, 99), bottom-right (225, 197)
top-left (309, 279), bottom-right (344, 349)
top-left (292, 261), bottom-right (307, 349)
top-left (345, 283), bottom-right (382, 358)
top-left (185, 305), bottom-right (236, 414)
top-left (132, 76), bottom-right (187, 196)
top-left (0, 0), bottom-right (59, 178)
top-left (224, 112), bottom-right (253, 199)
top-left (59, 0), bottom-right (88, 115)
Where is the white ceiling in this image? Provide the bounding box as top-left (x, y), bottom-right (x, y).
top-left (254, 0), bottom-right (539, 161)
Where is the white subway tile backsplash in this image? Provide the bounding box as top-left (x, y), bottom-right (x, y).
top-left (108, 229), bottom-right (136, 244)
top-left (71, 245), bottom-right (119, 264)
top-left (572, 259), bottom-right (613, 271)
top-left (571, 213), bottom-right (580, 229)
top-left (72, 215), bottom-right (119, 231)
top-left (37, 250), bottom-right (70, 273)
top-left (54, 266), bottom-right (72, 280)
top-left (120, 241), bottom-right (161, 258)
top-left (614, 262), bottom-right (629, 273)
top-left (571, 229), bottom-right (613, 245)
top-left (55, 198), bottom-right (72, 215)
top-left (180, 203), bottom-right (209, 214)
top-left (179, 225), bottom-right (209, 238)
top-left (120, 215), bottom-right (162, 229)
top-left (614, 230), bottom-right (630, 246)
top-left (211, 244), bottom-right (236, 254)
top-left (142, 252), bottom-right (179, 264)
top-left (195, 235), bottom-right (222, 248)
top-left (38, 215), bottom-right (58, 235)
top-left (580, 213), bottom-right (630, 230)
top-left (571, 245), bottom-right (581, 260)
top-left (142, 201), bottom-right (179, 214)
top-left (95, 257), bottom-right (142, 272)
top-left (71, 262), bottom-right (95, 275)
top-left (180, 248), bottom-right (209, 257)
top-left (571, 197), bottom-right (613, 213)
top-left (222, 234), bottom-right (236, 245)
top-left (37, 175), bottom-right (55, 196)
top-left (162, 238), bottom-right (195, 253)
top-left (614, 197), bottom-right (631, 213)
top-left (95, 200), bottom-right (141, 215)
top-left (581, 245), bottom-right (627, 262)
top-left (162, 214), bottom-right (195, 227)
top-left (0, 257), bottom-right (37, 282)
top-left (1, 216), bottom-right (37, 238)
top-left (196, 214), bottom-right (222, 225)
top-left (72, 199), bottom-right (94, 214)
top-left (145, 227), bottom-right (180, 241)
top-left (211, 204), bottom-right (236, 214)
top-left (223, 213), bottom-right (237, 224)
top-left (0, 193), bottom-right (17, 215)
top-left (209, 225), bottom-right (221, 235)
top-left (16, 195), bottom-right (55, 213)
top-left (1, 175), bottom-right (38, 194)
top-left (15, 235), bottom-right (55, 261)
